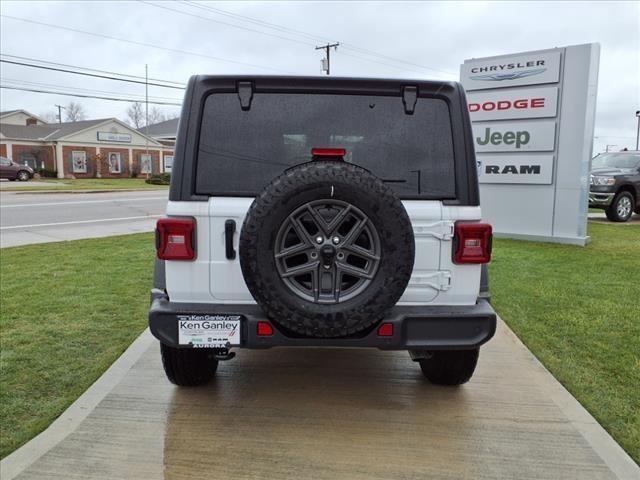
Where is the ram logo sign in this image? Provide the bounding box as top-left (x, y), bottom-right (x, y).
top-left (478, 155), bottom-right (554, 185)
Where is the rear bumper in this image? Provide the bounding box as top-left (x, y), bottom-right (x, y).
top-left (149, 289), bottom-right (497, 351)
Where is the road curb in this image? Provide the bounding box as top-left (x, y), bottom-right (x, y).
top-left (6, 188), bottom-right (168, 195)
top-left (0, 329), bottom-right (156, 480)
top-left (498, 319), bottom-right (640, 478)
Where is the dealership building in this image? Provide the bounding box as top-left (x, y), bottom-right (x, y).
top-left (0, 109), bottom-right (175, 178)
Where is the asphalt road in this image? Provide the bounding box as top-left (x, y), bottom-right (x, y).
top-left (0, 190), bottom-right (168, 248)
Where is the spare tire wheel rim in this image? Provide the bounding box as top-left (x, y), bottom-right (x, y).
top-left (274, 199), bottom-right (381, 304)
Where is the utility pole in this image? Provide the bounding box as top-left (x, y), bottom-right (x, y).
top-left (145, 64), bottom-right (149, 154)
top-left (315, 42), bottom-right (339, 75)
top-left (144, 64), bottom-right (150, 176)
top-left (54, 104), bottom-right (65, 123)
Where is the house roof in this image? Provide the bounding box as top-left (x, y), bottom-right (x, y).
top-left (1, 117), bottom-right (162, 146)
top-left (0, 109), bottom-right (47, 123)
top-left (0, 119), bottom-right (108, 141)
top-left (140, 118), bottom-right (179, 138)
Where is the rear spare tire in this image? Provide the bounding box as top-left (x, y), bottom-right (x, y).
top-left (239, 161), bottom-right (415, 338)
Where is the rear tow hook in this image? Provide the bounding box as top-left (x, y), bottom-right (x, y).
top-left (212, 348), bottom-right (236, 361)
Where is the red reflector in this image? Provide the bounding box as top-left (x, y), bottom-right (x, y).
top-left (453, 222), bottom-right (492, 264)
top-left (311, 147), bottom-right (346, 157)
top-left (257, 322), bottom-right (273, 336)
top-left (377, 323), bottom-right (394, 337)
top-left (156, 217), bottom-right (195, 261)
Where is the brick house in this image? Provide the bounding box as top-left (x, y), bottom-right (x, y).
top-left (0, 110), bottom-right (173, 178)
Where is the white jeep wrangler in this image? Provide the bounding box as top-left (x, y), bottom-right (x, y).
top-left (150, 76), bottom-right (496, 386)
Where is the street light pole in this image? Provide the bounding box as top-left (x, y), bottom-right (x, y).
top-left (635, 110), bottom-right (639, 150)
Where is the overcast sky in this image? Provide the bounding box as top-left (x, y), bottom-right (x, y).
top-left (1, 1), bottom-right (638, 153)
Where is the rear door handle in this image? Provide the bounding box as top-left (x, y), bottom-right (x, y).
top-left (224, 220), bottom-right (236, 260)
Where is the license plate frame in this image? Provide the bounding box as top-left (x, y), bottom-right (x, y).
top-left (177, 314), bottom-right (242, 348)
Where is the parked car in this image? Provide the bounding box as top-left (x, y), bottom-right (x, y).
top-left (149, 76), bottom-right (496, 387)
top-left (589, 151), bottom-right (640, 222)
top-left (0, 157), bottom-right (34, 181)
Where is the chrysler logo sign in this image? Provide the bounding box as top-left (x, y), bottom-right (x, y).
top-left (470, 68), bottom-right (547, 82)
top-left (460, 51), bottom-right (561, 91)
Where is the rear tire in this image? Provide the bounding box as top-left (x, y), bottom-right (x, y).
top-left (17, 170), bottom-right (30, 182)
top-left (160, 344), bottom-right (218, 386)
top-left (416, 349), bottom-right (479, 385)
top-left (605, 191), bottom-right (634, 222)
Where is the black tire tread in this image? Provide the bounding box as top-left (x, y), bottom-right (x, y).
top-left (240, 161), bottom-right (415, 338)
top-left (160, 344), bottom-right (218, 386)
top-left (605, 191), bottom-right (634, 222)
top-left (418, 349), bottom-right (479, 385)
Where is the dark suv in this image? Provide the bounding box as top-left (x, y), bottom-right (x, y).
top-left (589, 151), bottom-right (640, 222)
top-left (150, 76), bottom-right (496, 387)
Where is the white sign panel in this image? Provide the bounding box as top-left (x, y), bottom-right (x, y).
top-left (461, 50), bottom-right (561, 91)
top-left (97, 131), bottom-right (132, 143)
top-left (478, 155), bottom-right (554, 184)
top-left (467, 87), bottom-right (558, 121)
top-left (473, 121), bottom-right (556, 152)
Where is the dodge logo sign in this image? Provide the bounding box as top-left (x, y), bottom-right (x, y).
top-left (466, 87), bottom-right (558, 121)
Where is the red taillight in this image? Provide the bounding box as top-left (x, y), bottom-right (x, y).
top-left (257, 322), bottom-right (273, 336)
top-left (377, 323), bottom-right (394, 337)
top-left (453, 223), bottom-right (492, 264)
top-left (311, 147), bottom-right (346, 157)
top-left (156, 217), bottom-right (196, 260)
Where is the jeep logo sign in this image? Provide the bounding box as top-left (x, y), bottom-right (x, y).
top-left (478, 155), bottom-right (554, 185)
top-left (466, 87), bottom-right (558, 121)
top-left (473, 121), bottom-right (556, 152)
top-left (460, 51), bottom-right (561, 91)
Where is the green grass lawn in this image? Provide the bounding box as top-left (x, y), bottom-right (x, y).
top-left (490, 222), bottom-right (640, 463)
top-left (0, 233), bottom-right (154, 458)
top-left (1, 224), bottom-right (638, 462)
top-left (2, 178), bottom-right (168, 192)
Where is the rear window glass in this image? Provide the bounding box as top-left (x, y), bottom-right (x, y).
top-left (196, 93), bottom-right (456, 198)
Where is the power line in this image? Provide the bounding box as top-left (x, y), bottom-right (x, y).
top-left (0, 58), bottom-right (186, 90)
top-left (0, 14), bottom-right (290, 74)
top-left (1, 77), bottom-right (182, 102)
top-left (1, 54), bottom-right (185, 86)
top-left (0, 85), bottom-right (182, 106)
top-left (182, 0), bottom-right (330, 44)
top-left (179, 1), bottom-right (457, 76)
top-left (139, 0), bottom-right (317, 48)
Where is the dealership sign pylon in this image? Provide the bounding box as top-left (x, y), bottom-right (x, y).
top-left (460, 43), bottom-right (600, 245)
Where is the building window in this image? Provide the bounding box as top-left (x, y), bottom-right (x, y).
top-left (108, 152), bottom-right (122, 173)
top-left (140, 154), bottom-right (152, 174)
top-left (163, 155), bottom-right (174, 172)
top-left (19, 153), bottom-right (42, 170)
top-left (72, 151), bottom-right (87, 173)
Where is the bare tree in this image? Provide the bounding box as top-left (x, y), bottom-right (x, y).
top-left (39, 111), bottom-right (58, 124)
top-left (147, 107), bottom-right (166, 126)
top-left (126, 102), bottom-right (144, 128)
top-left (64, 102), bottom-right (86, 122)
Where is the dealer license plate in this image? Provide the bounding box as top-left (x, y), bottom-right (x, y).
top-left (177, 314), bottom-right (241, 348)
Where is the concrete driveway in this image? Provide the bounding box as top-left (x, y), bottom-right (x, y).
top-left (2, 320), bottom-right (637, 480)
